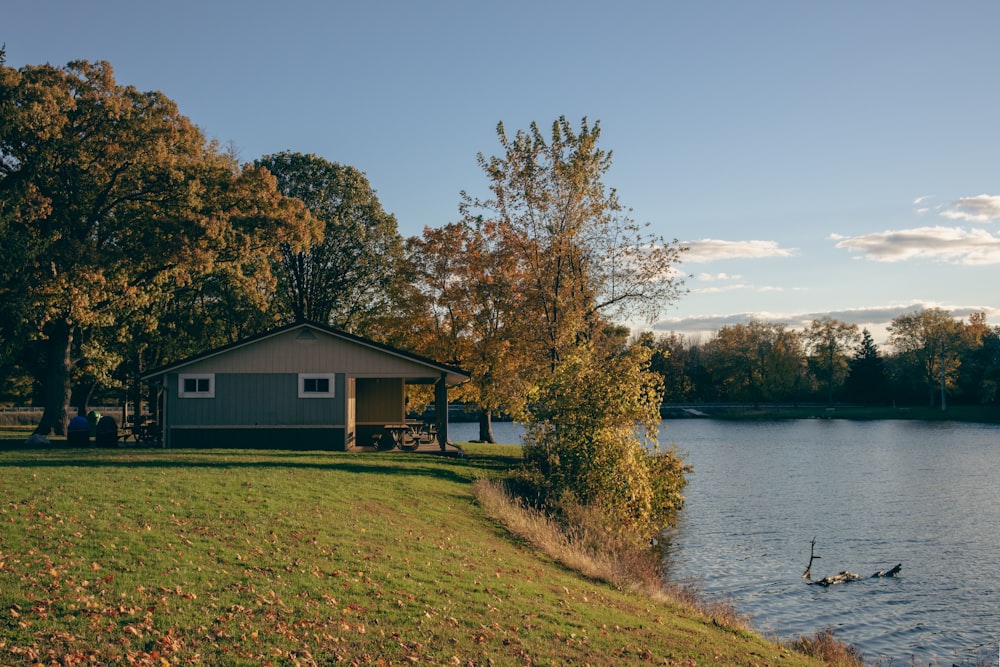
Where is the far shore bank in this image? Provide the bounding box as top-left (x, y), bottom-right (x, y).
top-left (660, 403), bottom-right (1000, 423)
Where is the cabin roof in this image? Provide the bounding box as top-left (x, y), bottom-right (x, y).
top-left (141, 321), bottom-right (470, 386)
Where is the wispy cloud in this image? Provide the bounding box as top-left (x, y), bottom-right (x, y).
top-left (693, 283), bottom-right (778, 294)
top-left (681, 239), bottom-right (796, 263)
top-left (914, 195), bottom-right (934, 215)
top-left (696, 272), bottom-right (743, 281)
top-left (830, 226), bottom-right (1000, 265)
top-left (691, 271), bottom-right (793, 295)
top-left (651, 302), bottom-right (999, 344)
top-left (939, 194), bottom-right (1000, 222)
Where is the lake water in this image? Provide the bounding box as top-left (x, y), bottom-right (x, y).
top-left (449, 419), bottom-right (1000, 665)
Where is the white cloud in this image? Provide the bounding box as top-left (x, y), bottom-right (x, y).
top-left (830, 226), bottom-right (1000, 265)
top-left (696, 272), bottom-right (743, 281)
top-left (681, 239), bottom-right (796, 263)
top-left (913, 195), bottom-right (933, 206)
top-left (939, 194), bottom-right (1000, 223)
top-left (694, 283), bottom-right (755, 294)
top-left (691, 272), bottom-right (788, 294)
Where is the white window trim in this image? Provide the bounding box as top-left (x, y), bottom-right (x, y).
top-left (298, 373), bottom-right (336, 398)
top-left (178, 373), bottom-right (215, 398)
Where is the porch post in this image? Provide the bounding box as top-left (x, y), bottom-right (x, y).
top-left (435, 372), bottom-right (448, 451)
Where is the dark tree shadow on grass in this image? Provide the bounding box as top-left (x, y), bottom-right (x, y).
top-left (0, 447), bottom-right (478, 485)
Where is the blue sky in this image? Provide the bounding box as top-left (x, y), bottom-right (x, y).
top-left (7, 1), bottom-right (999, 344)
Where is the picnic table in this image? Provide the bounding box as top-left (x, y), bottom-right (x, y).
top-left (120, 418), bottom-right (161, 446)
top-left (380, 421), bottom-right (436, 451)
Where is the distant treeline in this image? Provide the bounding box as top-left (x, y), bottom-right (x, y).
top-left (640, 310), bottom-right (999, 409)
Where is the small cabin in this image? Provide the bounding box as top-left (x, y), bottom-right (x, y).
top-left (142, 322), bottom-right (469, 450)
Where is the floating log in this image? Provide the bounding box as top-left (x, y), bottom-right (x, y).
top-left (802, 539), bottom-right (902, 586)
top-left (808, 570), bottom-right (862, 587)
top-left (872, 563), bottom-right (902, 578)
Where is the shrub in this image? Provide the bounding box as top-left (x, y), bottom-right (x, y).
top-left (518, 344), bottom-right (687, 540)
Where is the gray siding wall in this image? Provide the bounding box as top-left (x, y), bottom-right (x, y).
top-left (169, 427), bottom-right (347, 451)
top-left (168, 373), bottom-right (345, 426)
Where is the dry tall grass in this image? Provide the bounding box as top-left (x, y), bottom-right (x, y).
top-left (472, 477), bottom-right (751, 632)
top-left (787, 627), bottom-right (866, 667)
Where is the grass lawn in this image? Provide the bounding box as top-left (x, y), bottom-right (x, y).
top-left (0, 434), bottom-right (830, 666)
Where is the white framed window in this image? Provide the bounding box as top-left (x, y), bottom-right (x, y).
top-left (179, 373), bottom-right (215, 398)
top-left (298, 373), bottom-right (335, 398)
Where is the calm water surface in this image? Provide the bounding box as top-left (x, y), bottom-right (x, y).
top-left (451, 419), bottom-right (1000, 665)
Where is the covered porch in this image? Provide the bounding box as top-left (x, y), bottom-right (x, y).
top-left (350, 370), bottom-right (464, 452)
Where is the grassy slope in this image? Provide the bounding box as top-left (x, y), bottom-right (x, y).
top-left (0, 439), bottom-right (826, 666)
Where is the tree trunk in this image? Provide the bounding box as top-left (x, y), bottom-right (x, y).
top-left (478, 408), bottom-right (495, 443)
top-left (940, 360), bottom-right (947, 411)
top-left (35, 319), bottom-right (75, 436)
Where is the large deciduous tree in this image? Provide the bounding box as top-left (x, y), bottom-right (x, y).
top-left (0, 59), bottom-right (314, 434)
top-left (637, 331), bottom-right (696, 403)
top-left (888, 308), bottom-right (964, 409)
top-left (406, 220), bottom-right (531, 442)
top-left (254, 152), bottom-right (403, 332)
top-left (703, 321), bottom-right (804, 406)
top-left (955, 315), bottom-right (999, 405)
top-left (450, 117), bottom-right (687, 533)
top-left (462, 117), bottom-right (686, 371)
top-left (803, 317), bottom-right (861, 405)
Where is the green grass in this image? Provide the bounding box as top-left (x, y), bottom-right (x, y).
top-left (0, 440), bottom-right (833, 666)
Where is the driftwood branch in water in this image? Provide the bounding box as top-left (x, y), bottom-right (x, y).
top-left (808, 570), bottom-right (862, 586)
top-left (802, 537), bottom-right (821, 579)
top-left (802, 539), bottom-right (902, 586)
top-left (809, 564), bottom-right (901, 586)
top-left (872, 563), bottom-right (902, 578)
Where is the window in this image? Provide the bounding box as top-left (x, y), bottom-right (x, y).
top-left (178, 374), bottom-right (215, 398)
top-left (303, 377), bottom-right (329, 393)
top-left (299, 373), bottom-right (335, 398)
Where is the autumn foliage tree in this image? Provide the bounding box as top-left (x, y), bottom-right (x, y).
top-left (702, 321), bottom-right (804, 406)
top-left (888, 308), bottom-right (966, 410)
top-left (463, 118), bottom-right (686, 371)
top-left (637, 331), bottom-right (696, 403)
top-left (803, 317), bottom-right (860, 405)
top-left (444, 117), bottom-right (689, 535)
top-left (406, 220), bottom-right (532, 441)
top-left (0, 60), bottom-right (314, 434)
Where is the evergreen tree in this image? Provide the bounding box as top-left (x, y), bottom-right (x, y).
top-left (844, 329), bottom-right (889, 405)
